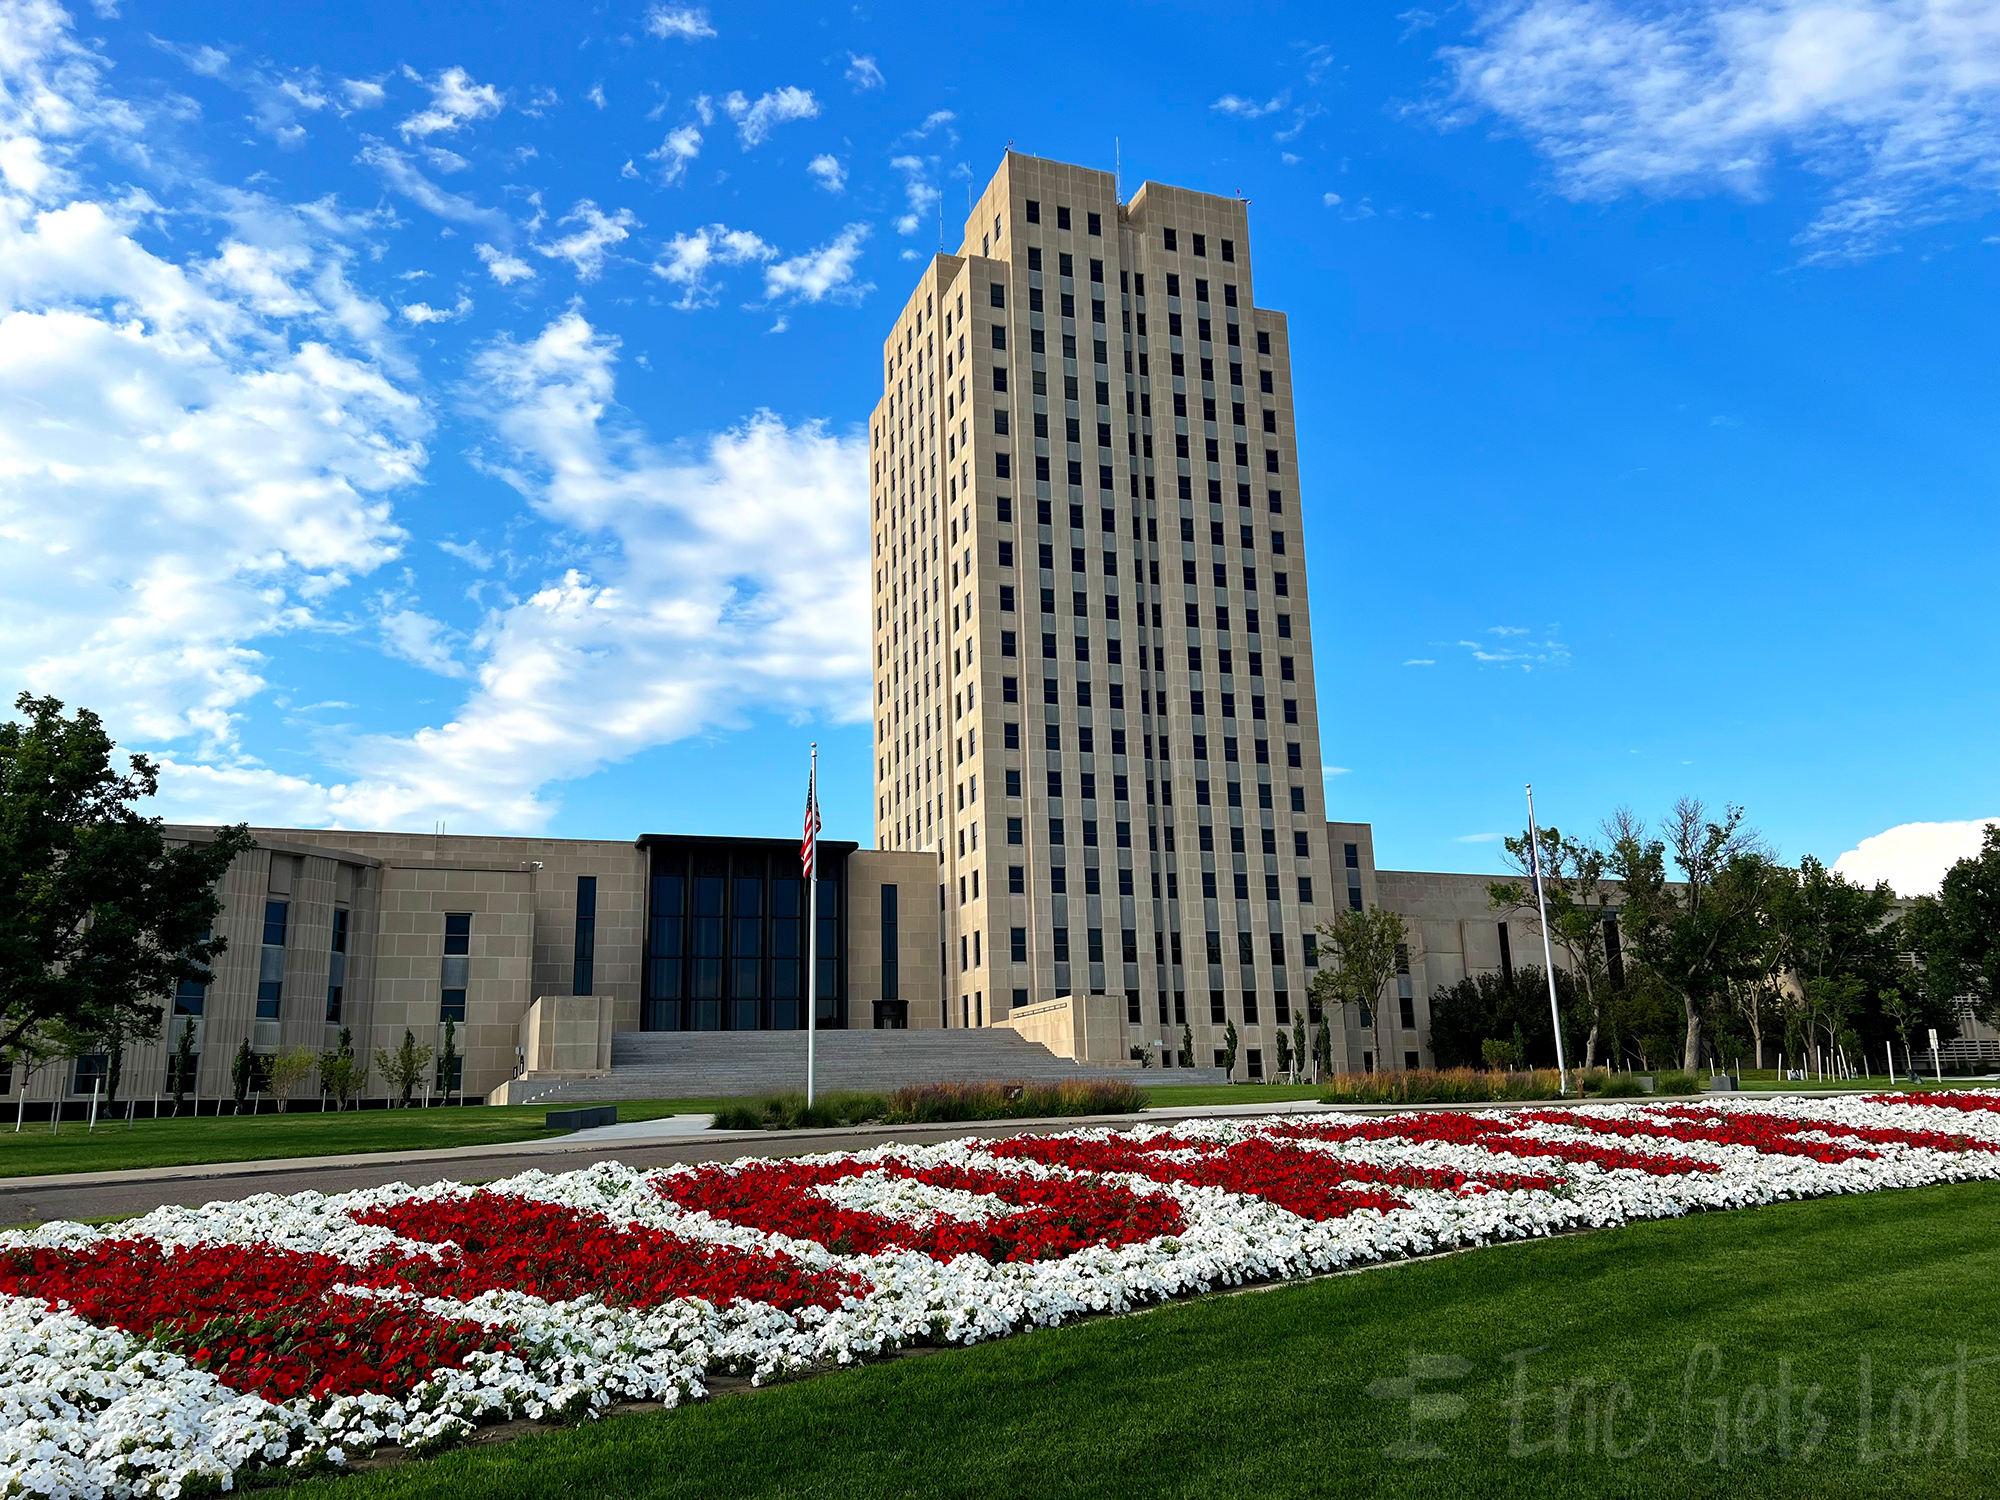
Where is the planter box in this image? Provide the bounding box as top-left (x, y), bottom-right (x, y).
top-left (1704, 1076), bottom-right (1741, 1093)
top-left (545, 1105), bottom-right (617, 1131)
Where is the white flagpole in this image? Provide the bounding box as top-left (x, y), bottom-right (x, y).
top-left (806, 743), bottom-right (818, 1109)
top-left (1526, 784), bottom-right (1569, 1097)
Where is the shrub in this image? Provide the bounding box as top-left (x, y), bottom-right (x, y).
top-left (885, 1079), bottom-right (1149, 1124)
top-left (1318, 1067), bottom-right (1569, 1105)
top-left (710, 1091), bottom-right (890, 1131)
top-left (1589, 1073), bottom-right (1649, 1098)
top-left (1653, 1071), bottom-right (1702, 1096)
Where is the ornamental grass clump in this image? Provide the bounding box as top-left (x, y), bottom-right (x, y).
top-left (885, 1079), bottom-right (1149, 1123)
top-left (1318, 1067), bottom-right (1567, 1105)
top-left (710, 1091), bottom-right (891, 1131)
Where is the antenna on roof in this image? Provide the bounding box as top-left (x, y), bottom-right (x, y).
top-left (1115, 137), bottom-right (1120, 199)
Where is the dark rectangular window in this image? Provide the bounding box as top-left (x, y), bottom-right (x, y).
top-left (880, 884), bottom-right (899, 1001)
top-left (325, 907), bottom-right (348, 1022)
top-left (573, 876), bottom-right (598, 996)
top-left (1057, 205), bottom-right (1071, 229)
top-left (1498, 921), bottom-right (1513, 979)
top-left (441, 911), bottom-right (471, 1021)
top-left (1011, 927), bottom-right (1028, 962)
top-left (1053, 926), bottom-right (1071, 963)
top-left (1088, 211), bottom-right (1102, 235)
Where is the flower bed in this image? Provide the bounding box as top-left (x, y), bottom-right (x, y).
top-left (8, 1092), bottom-right (2000, 1497)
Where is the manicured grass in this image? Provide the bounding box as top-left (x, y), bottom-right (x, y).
top-left (0, 1099), bottom-right (738, 1179)
top-left (273, 1181), bottom-right (2000, 1499)
top-left (1140, 1082), bottom-right (1325, 1107)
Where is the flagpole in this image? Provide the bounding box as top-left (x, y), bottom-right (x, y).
top-left (1526, 783), bottom-right (1568, 1097)
top-left (806, 743), bottom-right (819, 1109)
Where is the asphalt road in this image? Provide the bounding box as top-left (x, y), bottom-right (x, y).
top-left (0, 1117), bottom-right (1123, 1228)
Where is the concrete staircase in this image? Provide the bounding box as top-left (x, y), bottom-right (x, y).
top-left (522, 1029), bottom-right (1221, 1102)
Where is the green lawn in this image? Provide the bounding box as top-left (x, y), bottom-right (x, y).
top-left (272, 1180), bottom-right (2000, 1499)
top-left (0, 1099), bottom-right (738, 1179)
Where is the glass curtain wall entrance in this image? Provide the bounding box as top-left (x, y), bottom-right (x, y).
top-left (640, 836), bottom-right (851, 1031)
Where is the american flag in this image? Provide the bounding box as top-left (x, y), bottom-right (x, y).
top-left (801, 761), bottom-right (821, 880)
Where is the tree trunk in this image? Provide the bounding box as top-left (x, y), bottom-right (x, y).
top-left (1682, 1001), bottom-right (1703, 1073)
top-left (1584, 1021), bottom-right (1600, 1071)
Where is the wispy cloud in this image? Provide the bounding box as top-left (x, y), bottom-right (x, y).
top-left (400, 296), bottom-right (472, 324)
top-left (646, 5), bottom-right (716, 40)
top-left (649, 124), bottom-right (702, 185)
top-left (891, 155), bottom-right (940, 235)
top-left (475, 243), bottom-right (535, 284)
top-left (1213, 93), bottom-right (1286, 118)
top-left (807, 153), bottom-right (847, 192)
top-left (534, 201), bottom-right (638, 281)
top-left (723, 86), bottom-right (819, 148)
top-left (1454, 831), bottom-right (1504, 843)
top-left (846, 54), bottom-right (885, 91)
top-left (1403, 657), bottom-right (1436, 666)
top-left (1435, 0), bottom-right (2000, 261)
top-left (651, 223), bottom-right (778, 308)
top-left (764, 223), bottom-right (872, 304)
top-left (397, 65), bottom-right (502, 139)
top-left (1456, 624), bottom-right (1570, 671)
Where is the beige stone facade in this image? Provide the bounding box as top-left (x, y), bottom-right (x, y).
top-left (869, 153), bottom-right (1334, 1081)
top-left (1, 828), bottom-right (940, 1109)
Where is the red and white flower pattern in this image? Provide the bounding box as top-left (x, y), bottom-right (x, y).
top-left (6, 1091), bottom-right (2000, 1497)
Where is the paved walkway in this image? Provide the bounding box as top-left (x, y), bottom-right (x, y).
top-left (0, 1088), bottom-right (1900, 1230)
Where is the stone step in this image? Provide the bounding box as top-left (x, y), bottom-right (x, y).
top-left (526, 1027), bottom-right (1222, 1101)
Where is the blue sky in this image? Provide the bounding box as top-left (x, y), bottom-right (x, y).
top-left (1, 0), bottom-right (1995, 892)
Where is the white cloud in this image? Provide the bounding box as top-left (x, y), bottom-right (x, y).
top-left (891, 154), bottom-right (940, 235)
top-left (437, 538), bottom-right (494, 569)
top-left (649, 123), bottom-right (702, 184)
top-left (916, 109), bottom-right (956, 135)
top-left (357, 144), bottom-right (510, 231)
top-left (1213, 93), bottom-right (1285, 118)
top-left (400, 296), bottom-right (472, 323)
top-left (1832, 818), bottom-right (2000, 897)
top-left (646, 5), bottom-right (716, 40)
top-left (1456, 624), bottom-right (1569, 670)
top-left (376, 601), bottom-right (466, 677)
top-left (341, 78), bottom-right (386, 109)
top-left (398, 65), bottom-right (503, 139)
top-left (1324, 192), bottom-right (1343, 206)
top-left (764, 222), bottom-right (871, 303)
top-left (169, 313), bottom-right (870, 832)
top-left (420, 146), bottom-right (470, 174)
top-left (1455, 832), bottom-right (1505, 843)
top-left (722, 86), bottom-right (819, 148)
top-left (651, 222), bottom-right (777, 308)
top-left (1323, 766), bottom-right (1352, 777)
top-left (1402, 657), bottom-right (1435, 665)
top-left (0, 7), bottom-right (426, 762)
top-left (847, 54), bottom-right (885, 90)
top-left (475, 242), bottom-right (535, 284)
top-left (1438, 0), bottom-right (2000, 260)
top-left (534, 200), bottom-right (638, 280)
top-left (807, 152), bottom-right (846, 192)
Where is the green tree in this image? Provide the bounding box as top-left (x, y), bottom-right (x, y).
top-left (1309, 905), bottom-right (1409, 1071)
top-left (1179, 1021), bottom-right (1194, 1071)
top-left (1606, 801), bottom-right (1779, 1072)
top-left (1313, 1016), bottom-right (1334, 1076)
top-left (1489, 825), bottom-right (1614, 1067)
top-left (1274, 1026), bottom-right (1292, 1078)
top-left (1904, 824), bottom-right (2000, 1029)
top-left (1292, 1016), bottom-right (1307, 1083)
top-left (1221, 1019), bottom-right (1239, 1081)
top-left (377, 1028), bottom-right (434, 1107)
top-left (0, 693), bottom-right (254, 1061)
top-left (266, 1046), bottom-right (316, 1111)
top-left (316, 1026), bottom-right (368, 1109)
